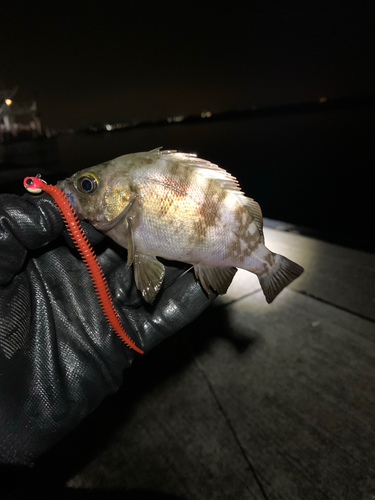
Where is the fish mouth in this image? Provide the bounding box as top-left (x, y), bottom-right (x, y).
top-left (56, 178), bottom-right (83, 217)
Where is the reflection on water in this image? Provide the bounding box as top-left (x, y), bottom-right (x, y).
top-left (2, 106), bottom-right (373, 252)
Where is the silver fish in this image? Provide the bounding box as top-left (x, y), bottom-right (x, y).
top-left (57, 148), bottom-right (304, 303)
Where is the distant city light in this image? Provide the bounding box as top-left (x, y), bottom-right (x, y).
top-left (201, 111), bottom-right (212, 118)
top-left (5, 99), bottom-right (12, 106)
top-left (319, 97), bottom-right (328, 103)
top-left (166, 116), bottom-right (185, 123)
top-left (105, 123), bottom-right (113, 131)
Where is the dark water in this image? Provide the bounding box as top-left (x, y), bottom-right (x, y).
top-left (3, 106), bottom-right (374, 252)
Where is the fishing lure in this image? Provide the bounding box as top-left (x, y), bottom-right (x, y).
top-left (24, 175), bottom-right (144, 355)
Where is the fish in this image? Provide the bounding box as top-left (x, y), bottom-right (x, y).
top-left (57, 148), bottom-right (304, 304)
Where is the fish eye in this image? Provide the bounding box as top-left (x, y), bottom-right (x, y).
top-left (76, 174), bottom-right (98, 194)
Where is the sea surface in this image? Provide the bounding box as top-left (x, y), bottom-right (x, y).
top-left (2, 105), bottom-right (374, 252)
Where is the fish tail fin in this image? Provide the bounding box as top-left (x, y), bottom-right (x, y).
top-left (258, 254), bottom-right (304, 303)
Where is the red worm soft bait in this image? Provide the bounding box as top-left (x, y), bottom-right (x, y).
top-left (24, 175), bottom-right (144, 355)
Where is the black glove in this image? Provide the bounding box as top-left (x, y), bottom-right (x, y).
top-left (0, 192), bottom-right (215, 465)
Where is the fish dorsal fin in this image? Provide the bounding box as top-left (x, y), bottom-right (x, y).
top-left (156, 150), bottom-right (243, 195)
top-left (244, 198), bottom-right (264, 243)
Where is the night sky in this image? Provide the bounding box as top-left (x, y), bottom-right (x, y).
top-left (1, 1), bottom-right (374, 131)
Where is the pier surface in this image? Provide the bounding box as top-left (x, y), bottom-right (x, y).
top-left (4, 224), bottom-right (375, 500)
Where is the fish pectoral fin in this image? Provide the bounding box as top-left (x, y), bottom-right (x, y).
top-left (194, 265), bottom-right (237, 295)
top-left (94, 195), bottom-right (139, 232)
top-left (134, 253), bottom-right (165, 304)
top-left (125, 217), bottom-right (135, 268)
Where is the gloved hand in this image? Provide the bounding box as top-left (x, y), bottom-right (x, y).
top-left (0, 191), bottom-right (215, 465)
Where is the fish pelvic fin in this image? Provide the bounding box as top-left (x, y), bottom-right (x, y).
top-left (258, 254), bottom-right (304, 303)
top-left (134, 253), bottom-right (165, 304)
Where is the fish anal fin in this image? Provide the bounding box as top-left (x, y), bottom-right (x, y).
top-left (194, 265), bottom-right (237, 295)
top-left (134, 253), bottom-right (165, 304)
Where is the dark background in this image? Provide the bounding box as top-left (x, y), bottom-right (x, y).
top-left (1, 1), bottom-right (374, 251)
top-left (1, 2), bottom-right (374, 129)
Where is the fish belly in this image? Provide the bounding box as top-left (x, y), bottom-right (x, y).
top-left (132, 215), bottom-right (224, 263)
